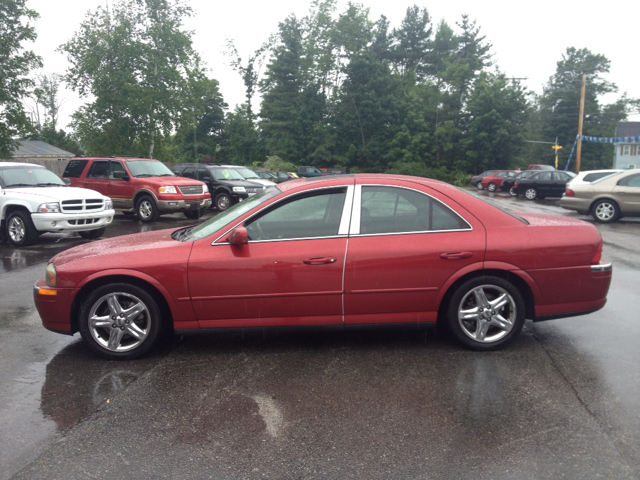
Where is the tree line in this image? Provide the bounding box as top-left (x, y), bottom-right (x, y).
top-left (1, 0), bottom-right (638, 180)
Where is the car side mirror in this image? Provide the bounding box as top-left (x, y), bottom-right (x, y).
top-left (113, 170), bottom-right (129, 180)
top-left (227, 226), bottom-right (248, 245)
top-left (62, 178), bottom-right (71, 185)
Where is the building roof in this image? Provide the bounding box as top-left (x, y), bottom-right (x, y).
top-left (11, 140), bottom-right (75, 158)
top-left (615, 122), bottom-right (640, 138)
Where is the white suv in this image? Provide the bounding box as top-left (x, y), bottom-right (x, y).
top-left (0, 162), bottom-right (115, 246)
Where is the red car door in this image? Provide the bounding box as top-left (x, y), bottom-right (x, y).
top-left (344, 181), bottom-right (486, 325)
top-left (188, 186), bottom-right (353, 328)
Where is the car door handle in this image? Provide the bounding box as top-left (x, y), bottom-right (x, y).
top-left (440, 252), bottom-right (473, 260)
top-left (303, 257), bottom-right (337, 265)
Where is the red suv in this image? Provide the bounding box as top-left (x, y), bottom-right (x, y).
top-left (63, 157), bottom-right (211, 222)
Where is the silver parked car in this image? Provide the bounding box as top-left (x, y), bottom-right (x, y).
top-left (561, 169), bottom-right (640, 223)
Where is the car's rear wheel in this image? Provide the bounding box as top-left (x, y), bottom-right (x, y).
top-left (136, 195), bottom-right (158, 222)
top-left (509, 187), bottom-right (518, 197)
top-left (487, 182), bottom-right (497, 192)
top-left (79, 283), bottom-right (166, 360)
top-left (524, 188), bottom-right (537, 200)
top-left (6, 210), bottom-right (39, 247)
top-left (78, 227), bottom-right (106, 239)
top-left (591, 199), bottom-right (620, 223)
top-left (215, 192), bottom-right (231, 211)
top-left (447, 276), bottom-right (526, 351)
top-left (476, 183), bottom-right (484, 190)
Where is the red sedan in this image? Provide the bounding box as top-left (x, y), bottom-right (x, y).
top-left (34, 174), bottom-right (612, 359)
top-left (480, 170), bottom-right (518, 192)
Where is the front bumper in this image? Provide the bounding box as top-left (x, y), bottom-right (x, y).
top-left (33, 278), bottom-right (75, 334)
top-left (157, 197), bottom-right (212, 213)
top-left (31, 209), bottom-right (115, 233)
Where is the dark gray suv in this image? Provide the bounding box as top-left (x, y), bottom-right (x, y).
top-left (172, 164), bottom-right (264, 211)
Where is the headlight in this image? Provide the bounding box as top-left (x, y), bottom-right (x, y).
top-left (232, 187), bottom-right (246, 193)
top-left (158, 186), bottom-right (177, 194)
top-left (104, 198), bottom-right (113, 209)
top-left (45, 263), bottom-right (57, 287)
top-left (37, 202), bottom-right (61, 213)
top-left (202, 184), bottom-right (209, 193)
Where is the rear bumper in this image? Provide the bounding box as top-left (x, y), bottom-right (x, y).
top-left (533, 262), bottom-right (612, 321)
top-left (560, 196), bottom-right (591, 213)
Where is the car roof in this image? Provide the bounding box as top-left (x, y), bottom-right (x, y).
top-left (0, 162), bottom-right (45, 169)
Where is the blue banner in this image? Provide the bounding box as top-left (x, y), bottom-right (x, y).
top-left (565, 135), bottom-right (639, 170)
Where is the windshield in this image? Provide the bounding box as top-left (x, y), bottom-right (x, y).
top-left (232, 167), bottom-right (260, 180)
top-left (0, 166), bottom-right (65, 187)
top-left (184, 186), bottom-right (281, 241)
top-left (125, 160), bottom-right (176, 177)
top-left (211, 167), bottom-right (245, 181)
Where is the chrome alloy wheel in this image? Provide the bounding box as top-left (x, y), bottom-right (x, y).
top-left (8, 216), bottom-right (26, 243)
top-left (138, 200), bottom-right (154, 219)
top-left (524, 188), bottom-right (537, 200)
top-left (88, 292), bottom-right (151, 352)
top-left (457, 284), bottom-right (517, 343)
top-left (594, 201), bottom-right (616, 221)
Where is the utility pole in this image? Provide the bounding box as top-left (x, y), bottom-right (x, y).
top-left (552, 138), bottom-right (562, 169)
top-left (575, 74), bottom-right (586, 173)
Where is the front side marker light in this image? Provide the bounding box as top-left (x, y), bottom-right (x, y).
top-left (45, 263), bottom-right (57, 287)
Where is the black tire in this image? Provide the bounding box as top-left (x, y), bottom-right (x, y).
top-left (476, 183), bottom-right (484, 190)
top-left (78, 227), bottom-right (106, 239)
top-left (524, 187), bottom-right (537, 200)
top-left (591, 199), bottom-right (620, 223)
top-left (136, 195), bottom-right (158, 223)
top-left (6, 210), bottom-right (39, 247)
top-left (487, 182), bottom-right (497, 192)
top-left (78, 282), bottom-right (166, 360)
top-left (184, 209), bottom-right (203, 220)
top-left (446, 276), bottom-right (526, 351)
top-left (215, 192), bottom-right (232, 211)
top-left (509, 187), bottom-right (518, 197)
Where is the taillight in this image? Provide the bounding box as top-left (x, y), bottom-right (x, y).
top-left (513, 182), bottom-right (518, 187)
top-left (565, 189), bottom-right (575, 196)
top-left (592, 242), bottom-right (603, 264)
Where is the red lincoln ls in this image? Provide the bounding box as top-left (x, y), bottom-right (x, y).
top-left (33, 174), bottom-right (612, 359)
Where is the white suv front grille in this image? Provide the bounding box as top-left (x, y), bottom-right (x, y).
top-left (61, 199), bottom-right (104, 213)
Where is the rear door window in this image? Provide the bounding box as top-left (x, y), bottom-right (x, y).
top-left (63, 160), bottom-right (88, 178)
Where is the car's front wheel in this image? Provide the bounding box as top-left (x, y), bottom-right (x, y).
top-left (591, 199), bottom-right (620, 223)
top-left (215, 192), bottom-right (231, 211)
top-left (78, 227), bottom-right (106, 239)
top-left (78, 283), bottom-right (166, 360)
top-left (136, 195), bottom-right (158, 223)
top-left (476, 183), bottom-right (484, 190)
top-left (6, 210), bottom-right (39, 247)
top-left (447, 276), bottom-right (526, 351)
top-left (487, 182), bottom-right (497, 192)
top-left (524, 188), bottom-right (537, 200)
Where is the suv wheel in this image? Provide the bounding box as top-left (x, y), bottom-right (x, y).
top-left (6, 210), bottom-right (39, 247)
top-left (215, 192), bottom-right (231, 211)
top-left (136, 195), bottom-right (158, 223)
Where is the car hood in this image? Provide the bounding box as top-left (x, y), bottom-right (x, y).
top-left (51, 228), bottom-right (181, 267)
top-left (6, 186), bottom-right (106, 201)
top-left (246, 178), bottom-right (276, 187)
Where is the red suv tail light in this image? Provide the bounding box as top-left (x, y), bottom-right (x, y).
top-left (513, 182), bottom-right (518, 187)
top-left (592, 242), bottom-right (603, 264)
top-left (565, 189), bottom-right (575, 196)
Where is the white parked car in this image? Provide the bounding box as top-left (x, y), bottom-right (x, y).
top-left (567, 169), bottom-right (623, 188)
top-left (0, 162), bottom-right (115, 246)
top-left (221, 165), bottom-right (277, 187)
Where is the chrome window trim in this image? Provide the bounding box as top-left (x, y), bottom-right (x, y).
top-left (349, 184), bottom-right (473, 236)
top-left (212, 184), bottom-right (353, 245)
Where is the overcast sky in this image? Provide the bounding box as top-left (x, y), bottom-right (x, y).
top-left (26, 0), bottom-right (640, 130)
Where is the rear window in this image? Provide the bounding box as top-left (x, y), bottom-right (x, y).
top-left (63, 160), bottom-right (88, 178)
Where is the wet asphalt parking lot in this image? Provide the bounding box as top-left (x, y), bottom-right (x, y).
top-left (1, 193), bottom-right (640, 479)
